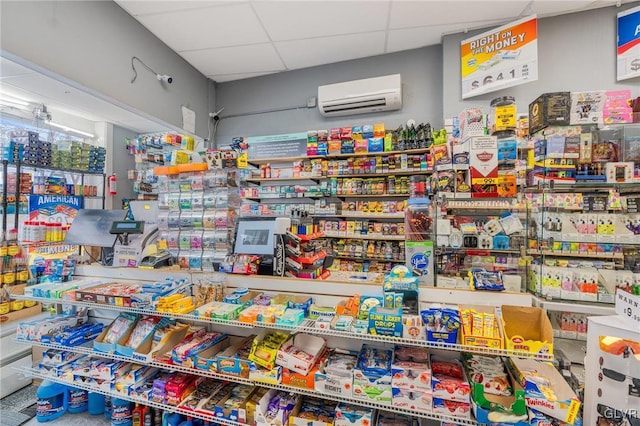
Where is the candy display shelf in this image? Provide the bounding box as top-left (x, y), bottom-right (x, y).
top-left (325, 170), bottom-right (432, 179)
top-left (15, 342), bottom-right (476, 425)
top-left (11, 293), bottom-right (552, 361)
top-left (244, 176), bottom-right (321, 183)
top-left (333, 255), bottom-right (406, 263)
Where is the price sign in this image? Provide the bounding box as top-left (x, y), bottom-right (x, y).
top-left (617, 5), bottom-right (640, 81)
top-left (615, 289), bottom-right (640, 329)
top-left (461, 15), bottom-right (538, 99)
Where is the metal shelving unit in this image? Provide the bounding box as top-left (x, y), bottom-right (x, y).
top-left (11, 293), bottom-right (553, 361)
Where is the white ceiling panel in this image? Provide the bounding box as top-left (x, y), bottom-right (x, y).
top-left (387, 24), bottom-right (468, 53)
top-left (181, 43), bottom-right (285, 76)
top-left (389, 1), bottom-right (526, 29)
top-left (137, 3), bottom-right (268, 52)
top-left (276, 32), bottom-right (387, 70)
top-left (116, 1), bottom-right (226, 16)
top-left (253, 1), bottom-right (390, 41)
top-left (210, 71), bottom-right (279, 83)
top-left (0, 57), bottom-right (35, 79)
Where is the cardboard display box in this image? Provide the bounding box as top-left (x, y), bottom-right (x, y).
top-left (501, 305), bottom-right (553, 356)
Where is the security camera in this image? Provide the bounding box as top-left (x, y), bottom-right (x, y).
top-left (157, 74), bottom-right (173, 84)
top-left (209, 107), bottom-right (224, 121)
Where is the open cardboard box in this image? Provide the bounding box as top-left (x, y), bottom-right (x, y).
top-left (194, 336), bottom-right (231, 372)
top-left (94, 315), bottom-right (139, 354)
top-left (510, 358), bottom-right (581, 424)
top-left (132, 322), bottom-right (190, 363)
top-left (501, 305), bottom-right (553, 355)
top-left (276, 333), bottom-right (327, 375)
top-left (468, 359), bottom-right (527, 424)
top-left (460, 304), bottom-right (505, 349)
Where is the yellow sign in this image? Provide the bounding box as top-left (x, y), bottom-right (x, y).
top-left (237, 152), bottom-right (248, 169)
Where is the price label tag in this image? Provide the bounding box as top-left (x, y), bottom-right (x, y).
top-left (615, 289), bottom-right (640, 329)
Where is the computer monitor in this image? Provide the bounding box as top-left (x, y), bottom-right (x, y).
top-left (233, 218), bottom-right (276, 256)
top-left (64, 209), bottom-right (127, 247)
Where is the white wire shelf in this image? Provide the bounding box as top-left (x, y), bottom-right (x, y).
top-left (15, 366), bottom-right (246, 426)
top-left (16, 345), bottom-right (478, 425)
top-left (13, 294), bottom-right (553, 361)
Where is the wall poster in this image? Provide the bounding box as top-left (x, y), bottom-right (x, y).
top-left (461, 15), bottom-right (538, 99)
top-left (617, 5), bottom-right (640, 81)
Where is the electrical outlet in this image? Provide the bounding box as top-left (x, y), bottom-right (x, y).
top-left (307, 96), bottom-right (317, 108)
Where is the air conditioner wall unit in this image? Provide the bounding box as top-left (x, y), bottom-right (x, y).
top-left (317, 74), bottom-right (402, 117)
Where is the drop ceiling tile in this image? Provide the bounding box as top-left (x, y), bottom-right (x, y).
top-left (181, 44), bottom-right (285, 76)
top-left (209, 71), bottom-right (279, 83)
top-left (276, 32), bottom-right (386, 70)
top-left (115, 1), bottom-right (226, 16)
top-left (386, 24), bottom-right (465, 52)
top-left (253, 1), bottom-right (390, 41)
top-left (136, 3), bottom-right (269, 52)
top-left (389, 1), bottom-right (527, 29)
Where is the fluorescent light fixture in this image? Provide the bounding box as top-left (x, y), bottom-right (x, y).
top-left (0, 96), bottom-right (29, 106)
top-left (47, 121), bottom-right (95, 138)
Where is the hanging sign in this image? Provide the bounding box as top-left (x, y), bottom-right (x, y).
top-left (28, 195), bottom-right (83, 225)
top-left (617, 5), bottom-right (640, 81)
top-left (247, 132), bottom-right (308, 160)
top-left (461, 15), bottom-right (538, 99)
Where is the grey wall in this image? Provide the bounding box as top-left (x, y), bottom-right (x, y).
top-left (442, 4), bottom-right (640, 118)
top-left (111, 125), bottom-right (137, 210)
top-left (0, 0), bottom-right (212, 138)
top-left (214, 46), bottom-right (443, 146)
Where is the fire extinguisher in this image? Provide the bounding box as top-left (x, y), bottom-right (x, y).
top-left (108, 173), bottom-right (117, 195)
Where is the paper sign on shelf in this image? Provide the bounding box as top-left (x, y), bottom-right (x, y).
top-left (615, 289), bottom-right (640, 329)
top-left (461, 15), bottom-right (538, 99)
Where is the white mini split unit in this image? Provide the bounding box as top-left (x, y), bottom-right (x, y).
top-left (317, 74), bottom-right (402, 117)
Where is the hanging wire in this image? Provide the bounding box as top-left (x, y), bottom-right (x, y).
top-left (131, 56), bottom-right (159, 83)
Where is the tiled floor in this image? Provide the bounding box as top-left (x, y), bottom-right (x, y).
top-left (0, 385), bottom-right (109, 426)
top-left (22, 411), bottom-right (110, 425)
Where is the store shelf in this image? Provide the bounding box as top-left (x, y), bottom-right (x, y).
top-left (16, 364), bottom-right (477, 425)
top-left (325, 148), bottom-right (431, 159)
top-left (15, 366), bottom-right (245, 426)
top-left (324, 233), bottom-right (405, 241)
top-left (528, 250), bottom-right (624, 260)
top-left (10, 294), bottom-right (552, 361)
top-left (248, 155), bottom-right (325, 165)
top-left (437, 247), bottom-right (523, 255)
top-left (243, 194), bottom-right (324, 201)
top-left (326, 170), bottom-right (432, 179)
top-left (245, 176), bottom-right (321, 183)
top-left (336, 193), bottom-right (410, 198)
top-left (7, 163), bottom-right (105, 176)
top-left (247, 149), bottom-right (431, 165)
top-left (333, 255), bottom-right (406, 263)
top-left (314, 213), bottom-right (405, 220)
top-left (533, 295), bottom-right (616, 316)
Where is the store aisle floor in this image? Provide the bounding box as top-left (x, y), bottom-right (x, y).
top-left (23, 411), bottom-right (110, 425)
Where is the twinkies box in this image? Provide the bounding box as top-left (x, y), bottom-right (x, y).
top-left (510, 358), bottom-right (581, 424)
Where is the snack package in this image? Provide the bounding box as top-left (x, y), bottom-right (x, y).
top-left (103, 313), bottom-right (138, 344)
top-left (125, 316), bottom-right (161, 349)
top-left (469, 269), bottom-right (505, 291)
top-left (420, 307), bottom-right (461, 343)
